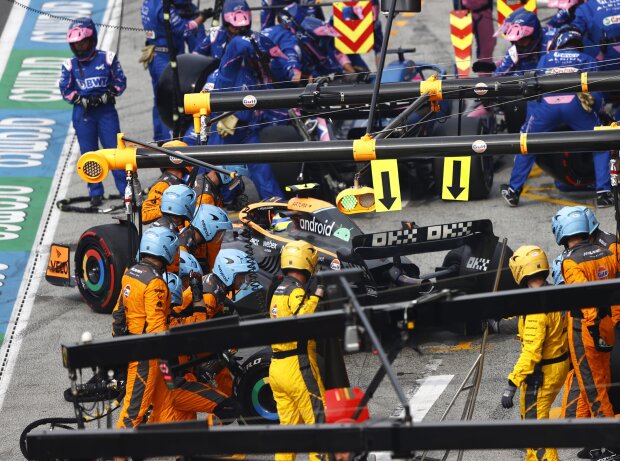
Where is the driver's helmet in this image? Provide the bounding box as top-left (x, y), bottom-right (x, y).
top-left (219, 164), bottom-right (250, 186)
top-left (551, 206), bottom-right (589, 246)
top-left (212, 248), bottom-right (258, 288)
top-left (161, 184), bottom-right (197, 221)
top-left (548, 26), bottom-right (583, 51)
top-left (191, 204), bottom-right (233, 242)
top-left (551, 253), bottom-right (565, 285)
top-left (166, 272), bottom-right (183, 306)
top-left (66, 17), bottom-right (97, 62)
top-left (280, 240), bottom-right (319, 276)
top-left (271, 212), bottom-right (292, 232)
top-left (179, 250), bottom-right (203, 279)
top-left (223, 0), bottom-right (251, 28)
top-left (509, 245), bottom-right (550, 287)
top-left (140, 227), bottom-right (179, 265)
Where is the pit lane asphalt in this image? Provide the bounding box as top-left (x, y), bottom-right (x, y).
top-left (0, 1), bottom-right (612, 460)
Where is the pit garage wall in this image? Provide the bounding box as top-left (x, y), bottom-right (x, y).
top-left (0, 1), bottom-right (107, 344)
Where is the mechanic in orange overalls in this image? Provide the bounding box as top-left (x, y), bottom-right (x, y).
top-left (269, 240), bottom-right (326, 461)
top-left (193, 164), bottom-right (249, 209)
top-left (141, 140), bottom-right (192, 224)
top-left (552, 207), bottom-right (616, 423)
top-left (178, 203), bottom-right (232, 273)
top-left (502, 245), bottom-right (569, 461)
top-left (112, 226), bottom-right (179, 429)
top-left (167, 249), bottom-right (259, 422)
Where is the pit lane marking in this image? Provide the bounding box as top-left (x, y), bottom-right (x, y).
top-left (408, 374), bottom-right (454, 421)
top-left (520, 186), bottom-right (589, 207)
top-left (426, 341), bottom-right (492, 352)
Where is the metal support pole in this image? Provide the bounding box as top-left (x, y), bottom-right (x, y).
top-left (421, 238), bottom-right (508, 461)
top-left (339, 276), bottom-right (413, 424)
top-left (366, 0), bottom-right (398, 135)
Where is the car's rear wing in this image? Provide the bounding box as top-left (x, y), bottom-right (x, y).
top-left (351, 219), bottom-right (497, 260)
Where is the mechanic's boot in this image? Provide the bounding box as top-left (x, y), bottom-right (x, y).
top-left (90, 195), bottom-right (103, 207)
top-left (578, 448), bottom-right (603, 459)
top-left (597, 191), bottom-right (614, 208)
top-left (500, 184), bottom-right (521, 207)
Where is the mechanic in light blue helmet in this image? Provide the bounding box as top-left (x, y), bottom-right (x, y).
top-left (113, 226), bottom-right (180, 428)
top-left (551, 206), bottom-right (616, 428)
top-left (173, 250), bottom-right (204, 311)
top-left (179, 204), bottom-right (233, 273)
top-left (168, 248), bottom-right (260, 423)
top-left (167, 272), bottom-right (184, 308)
top-left (550, 253), bottom-right (566, 285)
top-left (152, 184), bottom-right (197, 234)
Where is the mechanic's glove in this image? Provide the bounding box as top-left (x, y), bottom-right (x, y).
top-left (578, 92), bottom-right (595, 112)
top-left (501, 381), bottom-right (517, 409)
top-left (100, 91), bottom-right (116, 105)
top-left (87, 95), bottom-right (103, 108)
top-left (216, 114), bottom-right (239, 137)
top-left (199, 8), bottom-right (214, 20)
top-left (588, 324), bottom-right (614, 352)
top-left (291, 67), bottom-right (302, 83)
top-left (314, 284), bottom-right (326, 299)
top-left (189, 271), bottom-right (204, 304)
top-left (139, 44), bottom-right (156, 70)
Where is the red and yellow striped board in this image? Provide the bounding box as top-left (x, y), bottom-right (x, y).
top-left (450, 9), bottom-right (473, 78)
top-left (333, 1), bottom-right (375, 54)
top-left (497, 0), bottom-right (537, 27)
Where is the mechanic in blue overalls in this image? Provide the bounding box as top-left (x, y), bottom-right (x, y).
top-left (500, 28), bottom-right (612, 208)
top-left (59, 17), bottom-right (127, 207)
top-left (261, 0), bottom-right (325, 30)
top-left (196, 0), bottom-right (287, 200)
top-left (141, 0), bottom-right (212, 141)
top-left (572, 0), bottom-right (620, 67)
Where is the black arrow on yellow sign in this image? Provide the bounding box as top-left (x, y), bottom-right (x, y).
top-left (380, 171), bottom-right (397, 210)
top-left (447, 160), bottom-right (465, 199)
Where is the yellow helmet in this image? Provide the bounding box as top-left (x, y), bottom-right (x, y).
top-left (509, 245), bottom-right (549, 286)
top-left (161, 140), bottom-right (192, 173)
top-left (161, 140), bottom-right (188, 147)
top-left (280, 240), bottom-right (319, 275)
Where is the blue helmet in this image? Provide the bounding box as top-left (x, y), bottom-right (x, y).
top-left (219, 165), bottom-right (250, 186)
top-left (166, 272), bottom-right (183, 306)
top-left (501, 9), bottom-right (541, 53)
top-left (279, 3), bottom-right (307, 29)
top-left (161, 184), bottom-right (197, 221)
top-left (140, 227), bottom-right (179, 264)
top-left (579, 206), bottom-right (600, 235)
top-left (551, 253), bottom-right (565, 285)
top-left (549, 27), bottom-right (583, 51)
top-left (191, 204), bottom-right (233, 242)
top-left (67, 17), bottom-right (97, 61)
top-left (234, 280), bottom-right (263, 303)
top-left (223, 0), bottom-right (251, 28)
top-left (551, 206), bottom-right (590, 246)
top-left (179, 250), bottom-right (203, 279)
top-left (212, 248), bottom-right (257, 288)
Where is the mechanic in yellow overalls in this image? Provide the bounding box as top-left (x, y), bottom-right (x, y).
top-left (502, 245), bottom-right (569, 461)
top-left (269, 240), bottom-right (326, 461)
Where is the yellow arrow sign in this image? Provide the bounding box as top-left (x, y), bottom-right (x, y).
top-left (371, 159), bottom-right (401, 212)
top-left (441, 157), bottom-right (471, 201)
